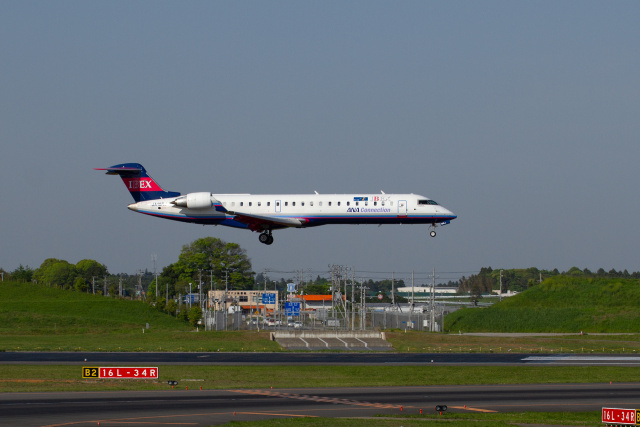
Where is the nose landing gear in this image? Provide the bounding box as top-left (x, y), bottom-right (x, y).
top-left (429, 224), bottom-right (437, 237)
top-left (259, 231), bottom-right (274, 245)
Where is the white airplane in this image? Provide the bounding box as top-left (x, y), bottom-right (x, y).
top-left (96, 163), bottom-right (457, 245)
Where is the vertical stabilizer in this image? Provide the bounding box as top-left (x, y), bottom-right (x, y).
top-left (94, 163), bottom-right (181, 202)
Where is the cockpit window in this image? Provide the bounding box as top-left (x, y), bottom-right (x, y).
top-left (418, 199), bottom-right (438, 205)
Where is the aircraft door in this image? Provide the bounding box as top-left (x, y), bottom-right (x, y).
top-left (275, 200), bottom-right (281, 213)
top-left (398, 200), bottom-right (407, 217)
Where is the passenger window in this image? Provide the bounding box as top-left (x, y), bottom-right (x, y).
top-left (301, 202), bottom-right (304, 207)
top-left (310, 201), bottom-right (313, 206)
top-left (347, 202), bottom-right (350, 206)
top-left (248, 202), bottom-right (252, 207)
top-left (285, 202), bottom-right (288, 206)
top-left (258, 202), bottom-right (261, 207)
top-left (267, 202), bottom-right (271, 206)
top-left (328, 201), bottom-right (331, 206)
top-left (337, 201), bottom-right (341, 206)
top-left (292, 202), bottom-right (296, 206)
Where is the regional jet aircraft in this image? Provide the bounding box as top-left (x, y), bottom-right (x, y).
top-left (96, 163), bottom-right (457, 245)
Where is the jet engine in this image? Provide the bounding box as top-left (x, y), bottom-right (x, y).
top-left (171, 192), bottom-right (213, 209)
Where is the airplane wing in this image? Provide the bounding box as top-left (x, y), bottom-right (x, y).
top-left (229, 212), bottom-right (307, 232)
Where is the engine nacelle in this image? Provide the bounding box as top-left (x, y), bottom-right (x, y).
top-left (172, 192), bottom-right (213, 209)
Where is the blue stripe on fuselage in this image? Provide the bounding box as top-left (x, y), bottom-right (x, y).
top-left (135, 209), bottom-right (455, 229)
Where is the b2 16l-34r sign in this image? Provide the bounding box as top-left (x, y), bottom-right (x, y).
top-left (82, 367), bottom-right (158, 379)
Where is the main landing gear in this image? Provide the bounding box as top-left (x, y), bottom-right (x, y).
top-left (259, 231), bottom-right (274, 245)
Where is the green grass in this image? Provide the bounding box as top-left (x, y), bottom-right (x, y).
top-left (0, 281), bottom-right (280, 351)
top-left (221, 418), bottom-right (515, 426)
top-left (386, 331), bottom-right (640, 353)
top-left (0, 330), bottom-right (281, 352)
top-left (0, 281), bottom-right (188, 334)
top-left (1, 365), bottom-right (638, 392)
top-left (219, 411), bottom-right (600, 426)
top-left (446, 276), bottom-right (640, 332)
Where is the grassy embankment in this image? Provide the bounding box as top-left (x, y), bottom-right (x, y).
top-left (445, 276), bottom-right (640, 333)
top-left (0, 281), bottom-right (279, 352)
top-left (2, 279), bottom-right (640, 353)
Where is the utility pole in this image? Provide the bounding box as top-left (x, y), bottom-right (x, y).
top-left (430, 267), bottom-right (436, 332)
top-left (152, 254), bottom-right (158, 300)
top-left (411, 270), bottom-right (415, 309)
top-left (198, 269), bottom-right (203, 312)
top-left (351, 269), bottom-right (356, 331)
top-left (360, 281), bottom-right (364, 330)
top-left (224, 270), bottom-right (228, 331)
top-left (391, 272), bottom-right (395, 308)
top-left (499, 270), bottom-right (503, 301)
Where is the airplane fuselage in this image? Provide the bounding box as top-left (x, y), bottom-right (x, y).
top-left (97, 163), bottom-right (456, 245)
top-left (127, 193), bottom-right (456, 229)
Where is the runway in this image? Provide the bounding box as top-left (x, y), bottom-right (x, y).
top-left (2, 351), bottom-right (640, 365)
top-left (2, 383), bottom-right (638, 426)
top-left (2, 352), bottom-right (639, 425)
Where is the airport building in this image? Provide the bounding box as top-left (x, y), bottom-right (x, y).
top-left (207, 289), bottom-right (279, 314)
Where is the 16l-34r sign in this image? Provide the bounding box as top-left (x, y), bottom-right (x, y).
top-left (602, 407), bottom-right (637, 425)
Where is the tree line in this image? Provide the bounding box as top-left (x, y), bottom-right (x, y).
top-left (457, 266), bottom-right (640, 304)
top-left (4, 238), bottom-right (638, 309)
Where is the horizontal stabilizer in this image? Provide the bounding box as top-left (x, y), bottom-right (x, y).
top-left (94, 166), bottom-right (143, 176)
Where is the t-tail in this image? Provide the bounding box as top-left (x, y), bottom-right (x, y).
top-left (94, 163), bottom-right (181, 202)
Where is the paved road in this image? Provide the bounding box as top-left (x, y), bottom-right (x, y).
top-left (2, 351), bottom-right (640, 365)
top-left (1, 383), bottom-right (637, 426)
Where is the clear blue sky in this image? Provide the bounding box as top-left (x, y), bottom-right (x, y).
top-left (1, 1), bottom-right (639, 284)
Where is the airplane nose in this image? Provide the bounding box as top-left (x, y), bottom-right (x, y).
top-left (127, 203), bottom-right (139, 212)
top-left (444, 208), bottom-right (457, 220)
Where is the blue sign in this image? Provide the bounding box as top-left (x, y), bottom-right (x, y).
top-left (287, 283), bottom-right (297, 293)
top-left (262, 293), bottom-right (276, 304)
top-left (285, 302), bottom-right (300, 316)
top-left (184, 294), bottom-right (199, 304)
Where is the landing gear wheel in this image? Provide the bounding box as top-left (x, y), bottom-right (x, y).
top-left (430, 230), bottom-right (436, 237)
top-left (259, 231), bottom-right (274, 245)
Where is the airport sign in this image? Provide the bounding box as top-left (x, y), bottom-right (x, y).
top-left (83, 367), bottom-right (158, 379)
top-left (602, 407), bottom-right (637, 425)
